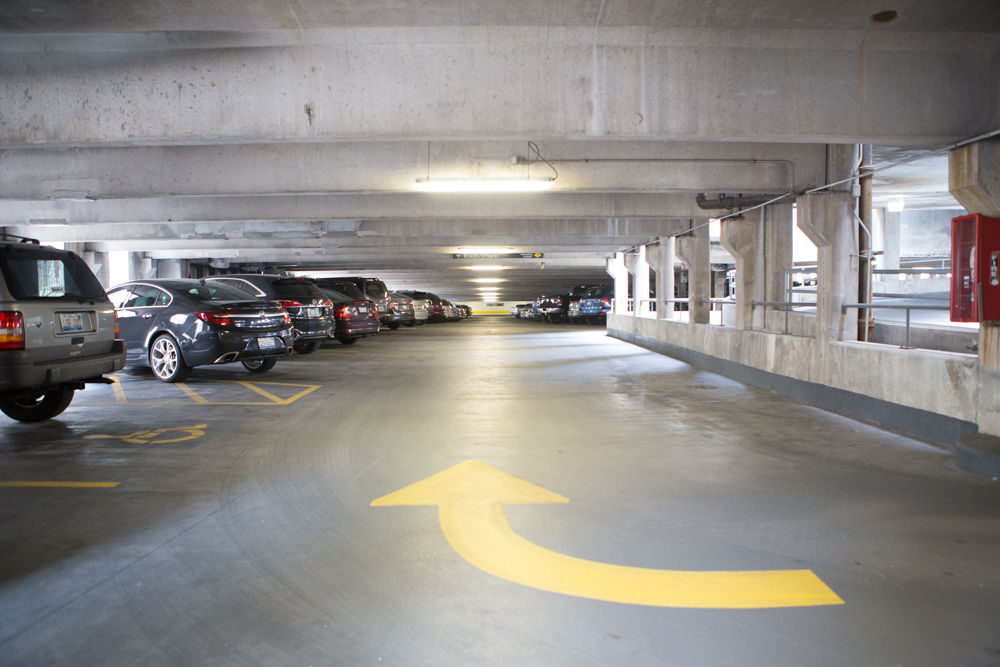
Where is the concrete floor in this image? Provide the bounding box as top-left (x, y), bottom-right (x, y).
top-left (1, 315), bottom-right (999, 667)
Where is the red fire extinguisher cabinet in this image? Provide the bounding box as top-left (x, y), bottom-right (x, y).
top-left (951, 213), bottom-right (1000, 322)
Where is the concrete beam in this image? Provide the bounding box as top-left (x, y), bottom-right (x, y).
top-left (950, 139), bottom-right (1000, 217)
top-left (0, 141), bottom-right (825, 199)
top-left (2, 28), bottom-right (996, 148)
top-left (0, 194), bottom-right (716, 225)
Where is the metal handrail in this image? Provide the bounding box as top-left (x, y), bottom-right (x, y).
top-left (840, 301), bottom-right (949, 348)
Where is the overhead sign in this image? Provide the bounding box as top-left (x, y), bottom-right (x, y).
top-left (453, 253), bottom-right (543, 259)
top-left (372, 461), bottom-right (844, 609)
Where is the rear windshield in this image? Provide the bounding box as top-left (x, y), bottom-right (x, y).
top-left (316, 280), bottom-right (364, 300)
top-left (184, 284), bottom-right (259, 301)
top-left (0, 247), bottom-right (108, 302)
top-left (272, 279), bottom-right (325, 299)
top-left (585, 286), bottom-right (610, 298)
top-left (321, 289), bottom-right (353, 303)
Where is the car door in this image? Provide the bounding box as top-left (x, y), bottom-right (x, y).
top-left (117, 284), bottom-right (171, 362)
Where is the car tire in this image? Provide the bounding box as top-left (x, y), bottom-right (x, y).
top-left (0, 386), bottom-right (75, 422)
top-left (387, 323), bottom-right (400, 330)
top-left (404, 321), bottom-right (415, 328)
top-left (339, 337), bottom-right (358, 345)
top-left (242, 357), bottom-right (277, 373)
top-left (293, 340), bottom-right (322, 354)
top-left (150, 334), bottom-right (193, 382)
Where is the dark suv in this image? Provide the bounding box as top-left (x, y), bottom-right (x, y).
top-left (204, 275), bottom-right (334, 353)
top-left (0, 236), bottom-right (126, 421)
top-left (579, 284), bottom-right (615, 324)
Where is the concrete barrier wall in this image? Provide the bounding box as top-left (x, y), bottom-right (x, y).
top-left (608, 313), bottom-right (979, 445)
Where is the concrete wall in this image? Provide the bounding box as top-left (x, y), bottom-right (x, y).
top-left (608, 313), bottom-right (978, 446)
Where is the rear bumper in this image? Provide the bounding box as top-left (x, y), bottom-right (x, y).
top-left (335, 319), bottom-right (379, 339)
top-left (183, 329), bottom-right (294, 366)
top-left (0, 340), bottom-right (127, 395)
top-left (388, 311), bottom-right (415, 323)
top-left (291, 317), bottom-right (334, 341)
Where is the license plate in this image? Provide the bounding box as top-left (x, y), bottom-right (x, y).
top-left (307, 307), bottom-right (320, 318)
top-left (59, 313), bottom-right (84, 332)
top-left (257, 337), bottom-right (276, 349)
top-left (359, 307), bottom-right (367, 314)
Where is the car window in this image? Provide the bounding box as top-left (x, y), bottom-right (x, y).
top-left (106, 287), bottom-right (133, 309)
top-left (124, 284), bottom-right (169, 308)
top-left (321, 289), bottom-right (352, 303)
top-left (365, 282), bottom-right (385, 298)
top-left (272, 279), bottom-right (323, 299)
top-left (0, 248), bottom-right (108, 301)
top-left (185, 284), bottom-right (258, 301)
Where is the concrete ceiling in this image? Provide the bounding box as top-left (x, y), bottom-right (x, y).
top-left (1, 1), bottom-right (997, 301)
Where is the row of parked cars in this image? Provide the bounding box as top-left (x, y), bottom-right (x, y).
top-left (0, 236), bottom-right (470, 421)
top-left (512, 284), bottom-right (614, 325)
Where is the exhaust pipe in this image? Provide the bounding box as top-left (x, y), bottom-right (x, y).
top-left (214, 352), bottom-right (239, 364)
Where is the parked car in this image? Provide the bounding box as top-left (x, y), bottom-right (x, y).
top-left (516, 303), bottom-right (532, 319)
top-left (339, 277), bottom-right (392, 324)
top-left (319, 288), bottom-right (380, 345)
top-left (400, 290), bottom-right (445, 323)
top-left (409, 295), bottom-right (430, 324)
top-left (0, 235), bottom-right (127, 421)
top-left (579, 284), bottom-right (614, 324)
top-left (107, 279), bottom-right (293, 381)
top-left (513, 303), bottom-right (530, 318)
top-left (204, 274), bottom-right (333, 353)
top-left (442, 299), bottom-right (460, 322)
top-left (387, 292), bottom-right (416, 329)
top-left (455, 304), bottom-right (471, 318)
top-left (535, 294), bottom-right (565, 323)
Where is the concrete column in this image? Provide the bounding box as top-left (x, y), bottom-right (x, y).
top-left (883, 209), bottom-right (900, 291)
top-left (797, 192), bottom-right (859, 342)
top-left (674, 221), bottom-right (711, 324)
top-left (648, 237), bottom-right (675, 320)
top-left (129, 252), bottom-right (154, 280)
top-left (950, 139), bottom-right (1000, 438)
top-left (156, 259), bottom-right (182, 279)
top-left (625, 246), bottom-right (651, 317)
top-left (606, 253), bottom-right (630, 316)
top-left (764, 203), bottom-right (795, 331)
top-left (67, 244), bottom-right (111, 288)
top-left (720, 212), bottom-right (764, 330)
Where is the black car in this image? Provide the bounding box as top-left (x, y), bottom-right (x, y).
top-left (106, 279), bottom-right (293, 382)
top-left (205, 274), bottom-right (334, 354)
top-left (339, 277), bottom-right (392, 324)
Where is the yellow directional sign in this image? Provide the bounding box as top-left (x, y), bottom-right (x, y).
top-left (372, 461), bottom-right (844, 609)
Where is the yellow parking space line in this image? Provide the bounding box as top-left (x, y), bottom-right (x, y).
top-left (236, 381), bottom-right (320, 405)
top-left (176, 382), bottom-right (211, 404)
top-left (0, 481), bottom-right (120, 488)
top-left (110, 376), bottom-right (129, 404)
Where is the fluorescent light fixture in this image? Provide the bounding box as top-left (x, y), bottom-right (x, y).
top-left (472, 278), bottom-right (502, 283)
top-left (887, 199), bottom-right (905, 212)
top-left (29, 218), bottom-right (69, 226)
top-left (49, 190), bottom-right (96, 202)
top-left (415, 177), bottom-right (554, 193)
top-left (458, 247), bottom-right (514, 253)
top-left (467, 266), bottom-right (507, 271)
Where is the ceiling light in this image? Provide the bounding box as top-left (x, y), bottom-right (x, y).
top-left (472, 278), bottom-right (502, 283)
top-left (888, 199), bottom-right (905, 212)
top-left (415, 177), bottom-right (554, 193)
top-left (466, 266), bottom-right (507, 271)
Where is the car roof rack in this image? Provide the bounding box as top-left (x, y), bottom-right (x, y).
top-left (0, 232), bottom-right (41, 245)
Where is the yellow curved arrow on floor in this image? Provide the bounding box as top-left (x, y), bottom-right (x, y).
top-left (371, 461), bottom-right (843, 609)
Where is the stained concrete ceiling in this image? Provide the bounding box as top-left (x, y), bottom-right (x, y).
top-left (1, 1), bottom-right (997, 301)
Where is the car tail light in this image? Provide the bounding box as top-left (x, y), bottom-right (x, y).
top-left (601, 297), bottom-right (610, 305)
top-left (336, 305), bottom-right (351, 319)
top-left (195, 311), bottom-right (234, 327)
top-left (391, 301), bottom-right (401, 311)
top-left (279, 300), bottom-right (303, 311)
top-left (281, 311), bottom-right (291, 324)
top-left (557, 297), bottom-right (563, 305)
top-left (0, 311), bottom-right (25, 351)
top-left (114, 310), bottom-right (120, 339)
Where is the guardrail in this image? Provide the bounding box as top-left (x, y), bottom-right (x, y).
top-left (841, 300), bottom-right (949, 347)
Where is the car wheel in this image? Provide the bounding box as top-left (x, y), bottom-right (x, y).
top-left (293, 340), bottom-right (322, 354)
top-left (242, 357), bottom-right (277, 373)
top-left (0, 386), bottom-right (75, 422)
top-left (387, 323), bottom-right (400, 330)
top-left (404, 321), bottom-right (415, 327)
top-left (150, 334), bottom-right (193, 382)
top-left (339, 337), bottom-right (359, 345)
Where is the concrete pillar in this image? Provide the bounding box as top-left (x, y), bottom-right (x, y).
top-left (648, 237), bottom-right (675, 320)
top-left (67, 244), bottom-right (111, 288)
top-left (720, 212), bottom-right (764, 330)
top-left (883, 209), bottom-right (900, 290)
top-left (625, 246), bottom-right (651, 317)
top-left (156, 259), bottom-right (182, 279)
top-left (674, 221), bottom-right (711, 324)
top-left (950, 139), bottom-right (1000, 438)
top-left (606, 253), bottom-right (630, 316)
top-left (797, 192), bottom-right (859, 342)
top-left (764, 203), bottom-right (795, 331)
top-left (129, 252), bottom-right (154, 280)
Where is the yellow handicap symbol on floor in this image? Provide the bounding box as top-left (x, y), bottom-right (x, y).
top-left (84, 425), bottom-right (207, 445)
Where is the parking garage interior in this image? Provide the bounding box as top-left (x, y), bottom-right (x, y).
top-left (2, 2), bottom-right (1000, 665)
